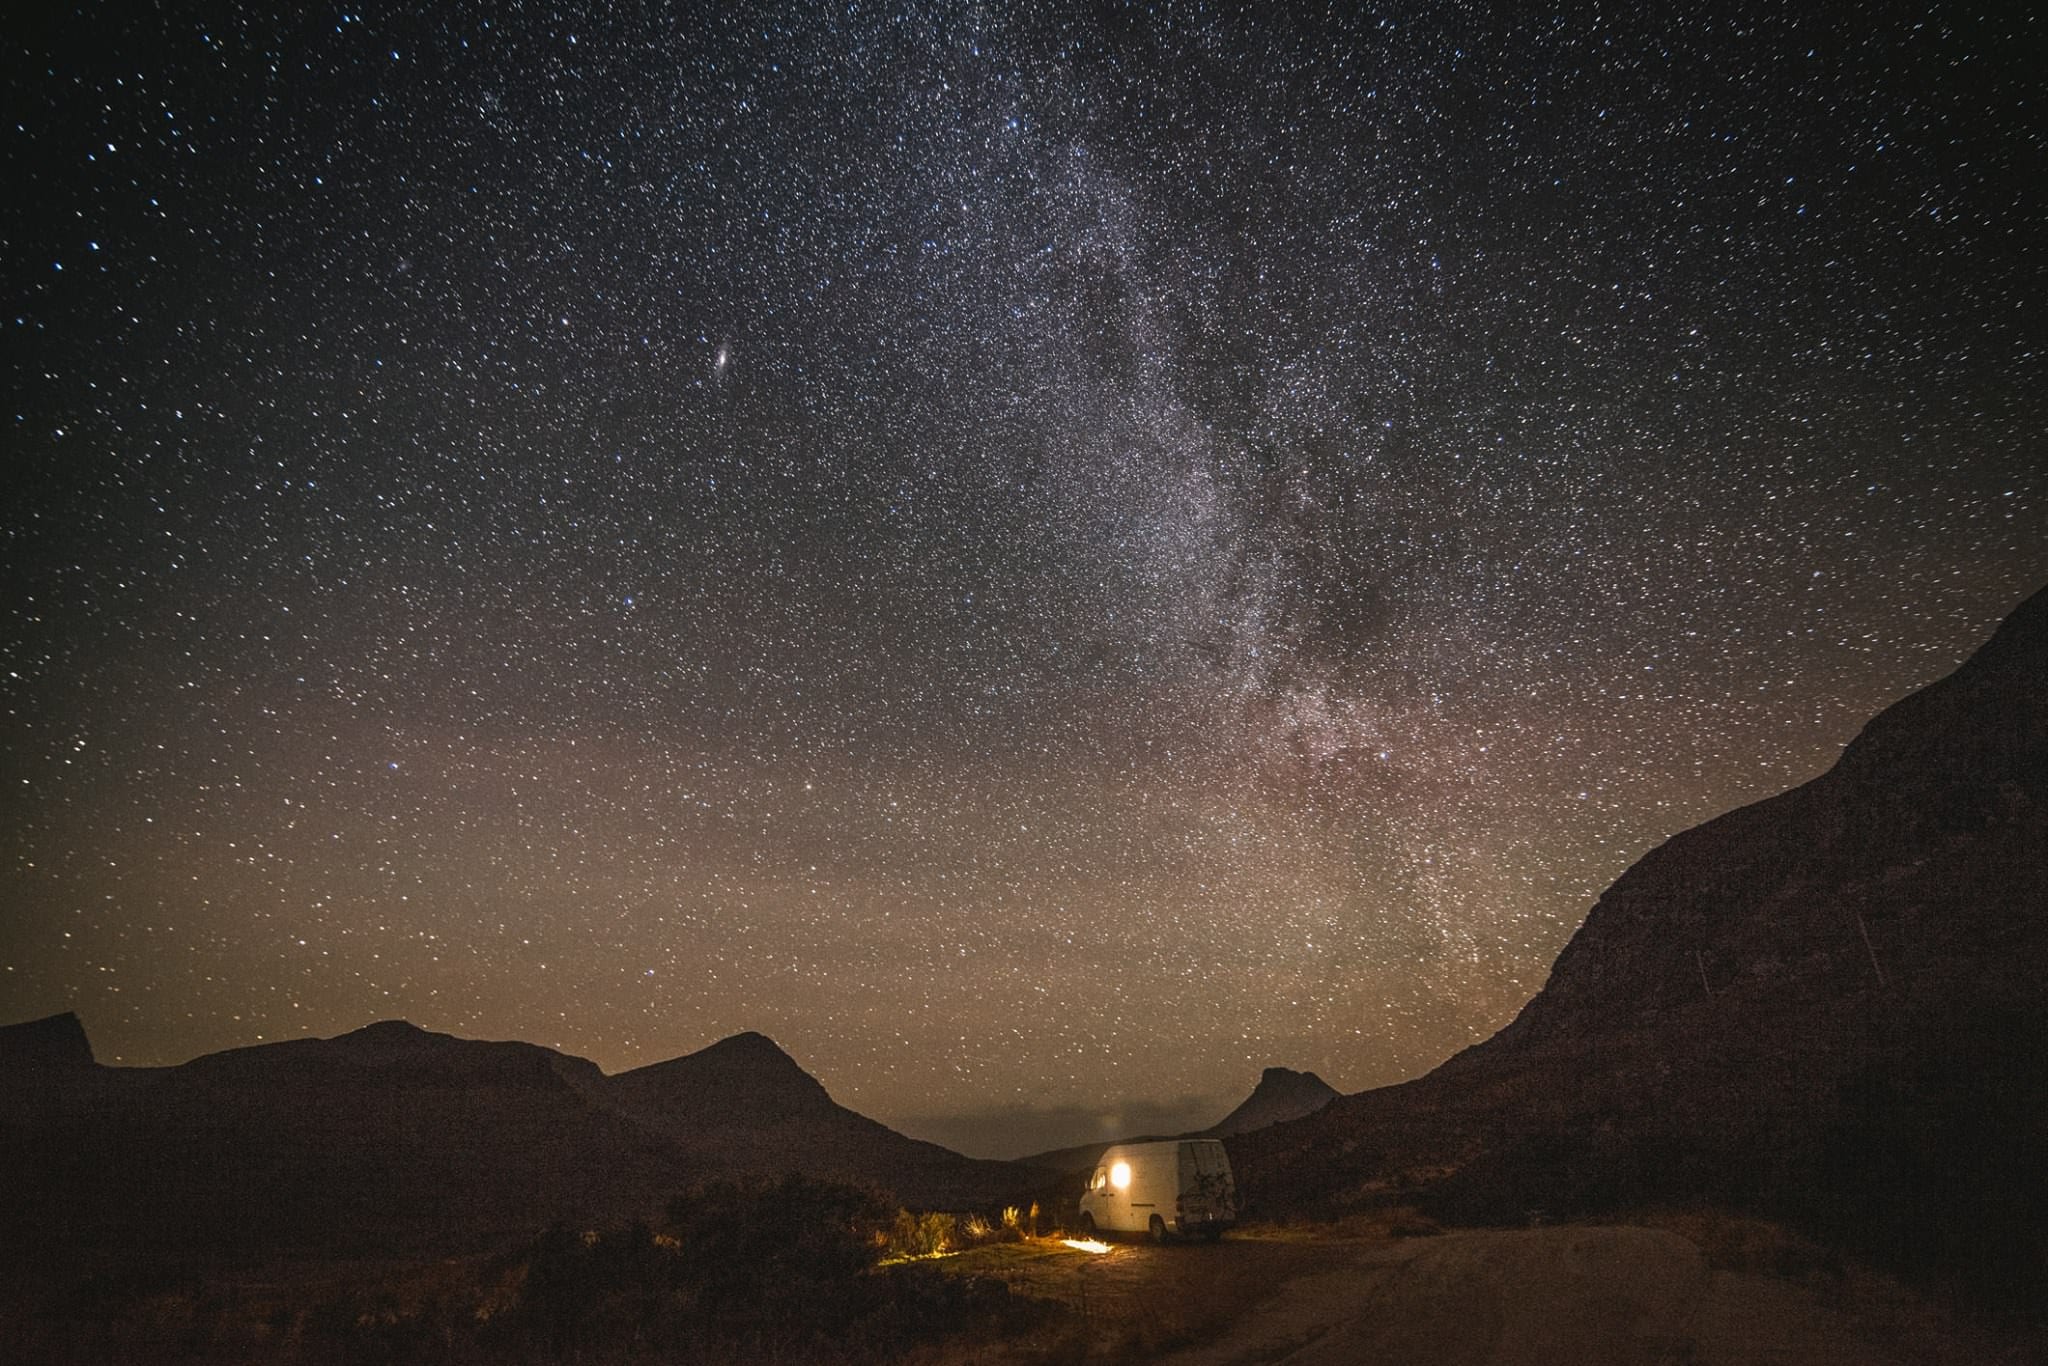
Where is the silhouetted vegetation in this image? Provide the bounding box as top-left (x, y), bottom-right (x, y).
top-left (5, 1177), bottom-right (1053, 1365)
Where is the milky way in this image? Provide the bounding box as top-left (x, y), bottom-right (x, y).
top-left (5, 2), bottom-right (2043, 1156)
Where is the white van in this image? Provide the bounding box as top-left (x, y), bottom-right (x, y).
top-left (1076, 1138), bottom-right (1237, 1241)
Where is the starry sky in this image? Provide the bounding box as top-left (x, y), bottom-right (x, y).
top-left (4, 1), bottom-right (2043, 1158)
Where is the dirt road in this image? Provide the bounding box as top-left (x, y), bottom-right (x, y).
top-left (954, 1222), bottom-right (2014, 1364)
top-left (1158, 1224), bottom-right (1926, 1365)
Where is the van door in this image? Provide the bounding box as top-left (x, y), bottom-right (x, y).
top-left (1180, 1140), bottom-right (1235, 1221)
top-left (1080, 1164), bottom-right (1111, 1231)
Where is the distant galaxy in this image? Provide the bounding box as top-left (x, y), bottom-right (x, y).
top-left (4, 2), bottom-right (2043, 1156)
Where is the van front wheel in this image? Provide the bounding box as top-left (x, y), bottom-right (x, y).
top-left (1079, 1213), bottom-right (1095, 1237)
top-left (1149, 1215), bottom-right (1168, 1244)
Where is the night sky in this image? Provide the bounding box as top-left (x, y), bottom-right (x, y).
top-left (4, 2), bottom-right (2042, 1158)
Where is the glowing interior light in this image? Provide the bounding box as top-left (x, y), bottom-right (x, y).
top-left (1062, 1238), bottom-right (1111, 1254)
top-left (1110, 1160), bottom-right (1132, 1190)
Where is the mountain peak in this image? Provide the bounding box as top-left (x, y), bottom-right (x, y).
top-left (0, 1011), bottom-right (96, 1069)
top-left (677, 1030), bottom-right (818, 1082)
top-left (337, 1019), bottom-right (444, 1047)
top-left (702, 1030), bottom-right (793, 1060)
top-left (1204, 1065), bottom-right (1339, 1137)
top-left (615, 1029), bottom-right (810, 1078)
top-left (606, 1033), bottom-right (835, 1136)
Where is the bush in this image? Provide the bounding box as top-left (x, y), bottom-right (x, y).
top-left (886, 1208), bottom-right (957, 1259)
top-left (474, 1176), bottom-right (902, 1358)
top-left (484, 1181), bottom-right (1046, 1361)
top-left (840, 1263), bottom-right (1053, 1356)
top-left (663, 1176), bottom-right (894, 1324)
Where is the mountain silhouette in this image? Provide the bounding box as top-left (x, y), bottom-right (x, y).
top-left (607, 1030), bottom-right (830, 1118)
top-left (601, 1032), bottom-right (1027, 1207)
top-left (1235, 581), bottom-right (2048, 1304)
top-left (180, 1018), bottom-right (609, 1092)
top-left (0, 1021), bottom-right (1034, 1269)
top-left (0, 1011), bottom-right (95, 1071)
top-left (1200, 1066), bottom-right (1337, 1138)
top-left (1, 1020), bottom-right (679, 1262)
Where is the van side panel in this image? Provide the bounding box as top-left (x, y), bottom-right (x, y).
top-left (1077, 1139), bottom-right (1236, 1237)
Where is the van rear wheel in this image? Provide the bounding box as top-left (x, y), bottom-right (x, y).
top-left (1148, 1215), bottom-right (1168, 1244)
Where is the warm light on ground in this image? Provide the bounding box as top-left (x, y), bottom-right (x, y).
top-left (1062, 1238), bottom-right (1112, 1254)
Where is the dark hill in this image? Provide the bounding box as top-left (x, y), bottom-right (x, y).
top-left (179, 1018), bottom-right (608, 1092)
top-left (1201, 1067), bottom-right (1338, 1138)
top-left (608, 1030), bottom-right (831, 1118)
top-left (0, 1011), bottom-right (94, 1071)
top-left (603, 1032), bottom-right (1029, 1208)
top-left (2, 1023), bottom-right (683, 1264)
top-left (1234, 581), bottom-right (2048, 1307)
top-left (0, 1021), bottom-right (1037, 1271)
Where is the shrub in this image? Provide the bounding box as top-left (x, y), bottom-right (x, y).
top-left (886, 1209), bottom-right (957, 1259)
top-left (664, 1175), bottom-right (894, 1319)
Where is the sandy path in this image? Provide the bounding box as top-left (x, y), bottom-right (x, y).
top-left (1151, 1225), bottom-right (1989, 1366)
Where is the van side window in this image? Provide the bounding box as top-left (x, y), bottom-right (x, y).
top-left (1092, 1168), bottom-right (1107, 1191)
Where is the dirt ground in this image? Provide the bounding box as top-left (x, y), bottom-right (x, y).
top-left (942, 1220), bottom-right (2029, 1365)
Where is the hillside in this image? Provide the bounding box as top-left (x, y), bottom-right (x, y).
top-left (1234, 582), bottom-right (2048, 1306)
top-left (0, 1019), bottom-right (1037, 1269)
top-left (0, 1011), bottom-right (95, 1071)
top-left (600, 1031), bottom-right (1031, 1208)
top-left (1200, 1066), bottom-right (1337, 1138)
